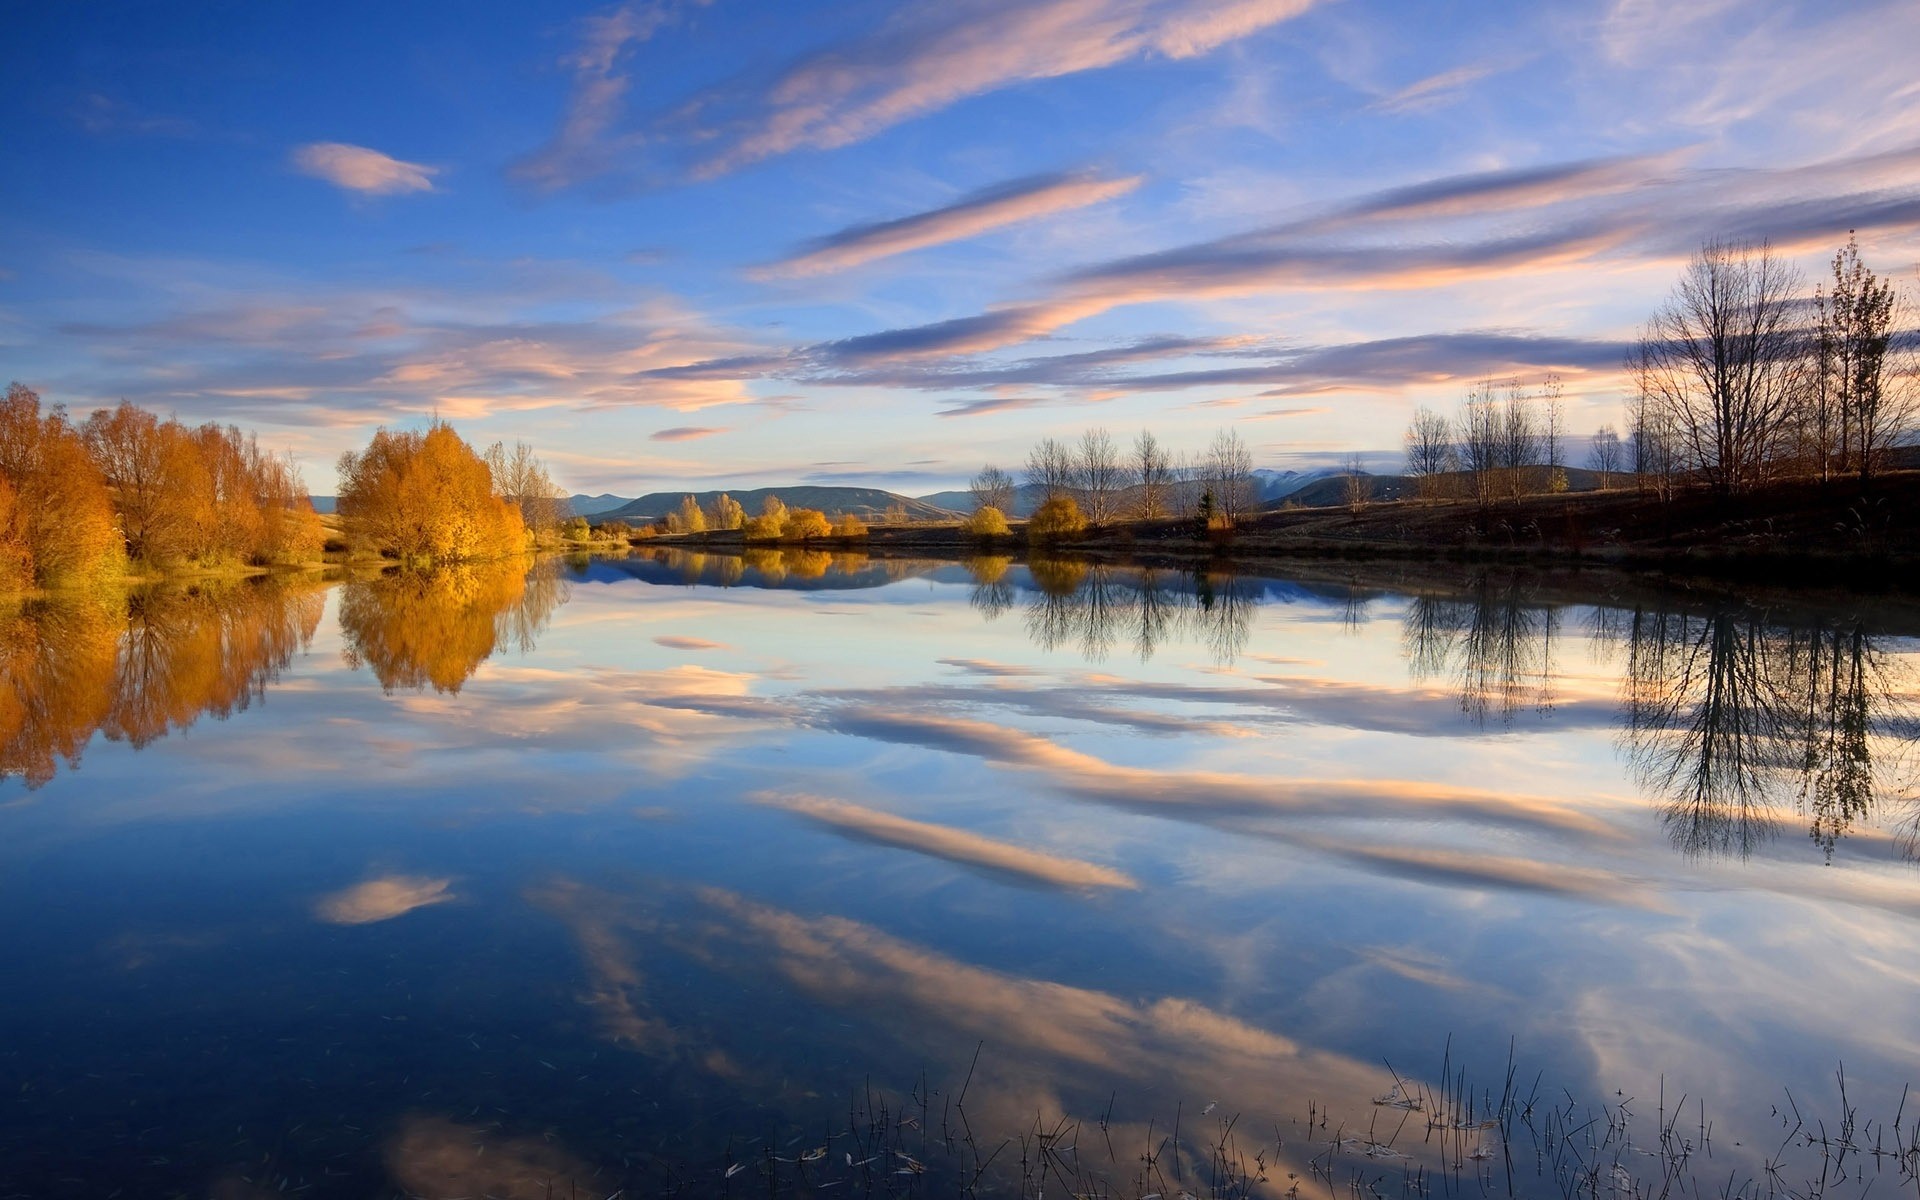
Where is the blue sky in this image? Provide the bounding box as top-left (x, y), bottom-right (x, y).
top-left (5, 0), bottom-right (1919, 495)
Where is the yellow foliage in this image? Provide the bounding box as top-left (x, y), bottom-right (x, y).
top-left (1026, 495), bottom-right (1086, 542)
top-left (785, 508), bottom-right (832, 541)
top-left (337, 421), bottom-right (526, 563)
top-left (711, 493), bottom-right (745, 530)
top-left (338, 559), bottom-right (565, 694)
top-left (967, 505), bottom-right (1011, 537)
top-left (833, 512), bottom-right (869, 538)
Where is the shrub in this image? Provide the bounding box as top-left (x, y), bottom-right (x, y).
top-left (1026, 496), bottom-right (1086, 543)
top-left (833, 512), bottom-right (869, 538)
top-left (785, 508), bottom-right (832, 541)
top-left (966, 505), bottom-right (1010, 538)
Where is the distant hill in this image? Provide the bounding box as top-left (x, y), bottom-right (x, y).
top-left (568, 493), bottom-right (634, 516)
top-left (1275, 465), bottom-right (1613, 509)
top-left (598, 486), bottom-right (958, 525)
top-left (921, 469), bottom-right (1351, 517)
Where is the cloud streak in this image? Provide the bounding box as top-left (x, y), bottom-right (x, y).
top-left (755, 792), bottom-right (1139, 889)
top-left (758, 172), bottom-right (1142, 277)
top-left (523, 0), bottom-right (1321, 186)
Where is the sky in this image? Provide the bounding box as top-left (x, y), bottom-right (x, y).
top-left (5, 0), bottom-right (1920, 498)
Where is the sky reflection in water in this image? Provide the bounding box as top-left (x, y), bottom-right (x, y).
top-left (2, 551), bottom-right (1918, 1198)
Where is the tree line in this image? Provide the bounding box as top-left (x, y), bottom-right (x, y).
top-left (653, 492), bottom-right (866, 542)
top-left (967, 426), bottom-right (1259, 538)
top-left (1, 384), bottom-right (326, 591)
top-left (1405, 235), bottom-right (1917, 502)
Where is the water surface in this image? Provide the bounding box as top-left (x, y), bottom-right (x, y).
top-left (3, 551), bottom-right (1918, 1199)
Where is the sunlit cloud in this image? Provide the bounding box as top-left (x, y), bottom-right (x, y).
top-left (314, 875), bottom-right (455, 924)
top-left (650, 425), bottom-right (726, 441)
top-left (519, 0), bottom-right (1321, 186)
top-left (291, 142), bottom-right (438, 195)
top-left (757, 172), bottom-right (1142, 277)
top-left (754, 792), bottom-right (1139, 890)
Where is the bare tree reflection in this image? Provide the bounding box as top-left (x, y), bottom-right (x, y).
top-left (339, 559), bottom-right (569, 694)
top-left (1015, 559), bottom-right (1254, 664)
top-left (1401, 574), bottom-right (1558, 726)
top-left (1616, 605), bottom-right (1916, 861)
top-left (1, 578), bottom-right (326, 789)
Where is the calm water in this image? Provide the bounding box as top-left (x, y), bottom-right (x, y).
top-left (3, 551), bottom-right (1918, 1200)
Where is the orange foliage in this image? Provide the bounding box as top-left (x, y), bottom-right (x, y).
top-left (338, 559), bottom-right (567, 694)
top-left (337, 421), bottom-right (526, 562)
top-left (0, 477), bottom-right (30, 592)
top-left (0, 383), bottom-right (122, 586)
top-left (0, 578), bottom-right (326, 789)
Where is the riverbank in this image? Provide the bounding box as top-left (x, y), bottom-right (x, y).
top-left (645, 471), bottom-right (1920, 588)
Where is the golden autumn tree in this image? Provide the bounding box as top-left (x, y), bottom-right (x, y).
top-left (337, 421), bottom-right (526, 563)
top-left (80, 404), bottom-right (322, 568)
top-left (710, 493), bottom-right (745, 530)
top-left (81, 402), bottom-right (208, 565)
top-left (743, 494), bottom-right (789, 541)
top-left (0, 477), bottom-right (30, 593)
top-left (784, 508), bottom-right (832, 542)
top-left (0, 383), bottom-right (122, 587)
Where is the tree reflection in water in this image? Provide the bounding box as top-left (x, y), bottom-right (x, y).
top-left (1618, 606), bottom-right (1917, 862)
top-left (338, 557), bottom-right (569, 694)
top-left (974, 558), bottom-right (1255, 664)
top-left (1398, 572), bottom-right (1917, 861)
top-left (1, 577), bottom-right (327, 789)
top-left (1402, 574), bottom-right (1560, 726)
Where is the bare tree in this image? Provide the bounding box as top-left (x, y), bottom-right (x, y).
top-left (1457, 380), bottom-right (1503, 508)
top-left (1202, 428), bottom-right (1256, 523)
top-left (1076, 427), bottom-right (1123, 523)
top-left (1133, 429), bottom-right (1174, 519)
top-left (1404, 406), bottom-right (1454, 498)
top-left (969, 464), bottom-right (1015, 513)
top-left (1541, 374), bottom-right (1567, 491)
top-left (1342, 453), bottom-right (1369, 509)
top-left (1589, 424), bottom-right (1622, 490)
top-left (484, 440), bottom-right (568, 534)
top-left (1637, 240), bottom-right (1806, 495)
top-left (1024, 437), bottom-right (1074, 502)
top-left (1497, 380), bottom-right (1541, 496)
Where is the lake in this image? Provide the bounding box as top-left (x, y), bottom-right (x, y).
top-left (3, 550), bottom-right (1918, 1199)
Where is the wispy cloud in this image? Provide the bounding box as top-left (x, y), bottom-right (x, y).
top-left (512, 1), bottom-right (704, 191)
top-left (757, 172), bottom-right (1142, 277)
top-left (651, 425), bottom-right (727, 441)
top-left (755, 792), bottom-right (1138, 890)
top-left (521, 0), bottom-right (1322, 187)
top-left (291, 142), bottom-right (438, 195)
top-left (1370, 64), bottom-right (1498, 114)
top-left (936, 395), bottom-right (1054, 418)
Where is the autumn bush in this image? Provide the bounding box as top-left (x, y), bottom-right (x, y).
top-left (743, 495), bottom-right (789, 541)
top-left (784, 508), bottom-right (832, 541)
top-left (337, 421), bottom-right (526, 563)
top-left (1026, 495), bottom-right (1086, 543)
top-left (832, 512), bottom-right (868, 538)
top-left (966, 505), bottom-right (1010, 538)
